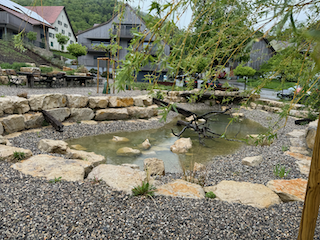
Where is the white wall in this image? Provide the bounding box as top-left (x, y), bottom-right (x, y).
top-left (47, 9), bottom-right (77, 52)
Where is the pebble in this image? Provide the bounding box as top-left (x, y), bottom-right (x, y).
top-left (1, 86), bottom-right (318, 239)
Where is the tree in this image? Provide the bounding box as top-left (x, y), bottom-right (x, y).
top-left (55, 33), bottom-right (69, 51)
top-left (26, 31), bottom-right (37, 43)
top-left (67, 43), bottom-right (87, 58)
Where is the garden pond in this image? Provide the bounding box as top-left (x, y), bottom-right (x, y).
top-left (66, 113), bottom-right (267, 173)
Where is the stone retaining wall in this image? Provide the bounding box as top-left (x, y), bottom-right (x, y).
top-left (0, 94), bottom-right (158, 135)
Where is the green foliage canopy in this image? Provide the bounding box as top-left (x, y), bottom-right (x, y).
top-left (26, 31), bottom-right (37, 42)
top-left (67, 43), bottom-right (87, 58)
top-left (234, 65), bottom-right (256, 77)
top-left (55, 33), bottom-right (69, 51)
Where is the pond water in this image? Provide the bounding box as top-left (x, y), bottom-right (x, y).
top-left (66, 113), bottom-right (267, 173)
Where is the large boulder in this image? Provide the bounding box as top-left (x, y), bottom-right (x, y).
top-left (147, 105), bottom-right (159, 116)
top-left (170, 138), bottom-right (192, 154)
top-left (116, 147), bottom-right (141, 157)
top-left (108, 96), bottom-right (134, 107)
top-left (287, 129), bottom-right (306, 139)
top-left (0, 97), bottom-right (15, 115)
top-left (95, 108), bottom-right (129, 120)
top-left (69, 108), bottom-right (95, 121)
top-left (28, 94), bottom-right (67, 110)
top-left (87, 164), bottom-right (148, 194)
top-left (66, 149), bottom-right (105, 168)
top-left (127, 106), bottom-right (154, 119)
top-left (266, 179), bottom-right (307, 202)
top-left (242, 155), bottom-right (263, 167)
top-left (88, 96), bottom-right (109, 109)
top-left (0, 76), bottom-right (9, 84)
top-left (6, 96), bottom-right (30, 114)
top-left (20, 67), bottom-right (40, 73)
top-left (155, 179), bottom-right (205, 199)
top-left (0, 122), bottom-right (3, 135)
top-left (141, 139), bottom-right (151, 149)
top-left (38, 139), bottom-right (69, 154)
top-left (306, 119), bottom-right (318, 150)
top-left (0, 115), bottom-right (25, 133)
top-left (46, 108), bottom-right (71, 122)
top-left (66, 94), bottom-right (88, 108)
top-left (132, 95), bottom-right (153, 107)
top-left (204, 180), bottom-right (281, 208)
top-left (0, 145), bottom-right (32, 161)
top-left (23, 112), bottom-right (44, 129)
top-left (11, 154), bottom-right (91, 181)
top-left (144, 158), bottom-right (165, 176)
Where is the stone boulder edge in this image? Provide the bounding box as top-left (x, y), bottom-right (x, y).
top-left (0, 145), bottom-right (32, 161)
top-left (28, 94), bottom-right (67, 110)
top-left (155, 179), bottom-right (205, 199)
top-left (266, 179), bottom-right (307, 202)
top-left (108, 96), bottom-right (134, 108)
top-left (204, 180), bottom-right (282, 208)
top-left (87, 164), bottom-right (148, 194)
top-left (116, 147), bottom-right (141, 157)
top-left (69, 108), bottom-right (95, 121)
top-left (88, 96), bottom-right (109, 109)
top-left (170, 138), bottom-right (192, 154)
top-left (66, 149), bottom-right (105, 168)
top-left (0, 115), bottom-right (25, 133)
top-left (144, 158), bottom-right (165, 176)
top-left (23, 112), bottom-right (44, 129)
top-left (95, 108), bottom-right (129, 120)
top-left (46, 108), bottom-right (71, 122)
top-left (11, 154), bottom-right (91, 181)
top-left (38, 139), bottom-right (68, 154)
top-left (66, 94), bottom-right (88, 108)
top-left (242, 155), bottom-right (263, 167)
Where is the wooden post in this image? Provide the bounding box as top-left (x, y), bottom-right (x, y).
top-left (97, 59), bottom-right (100, 93)
top-left (298, 115), bottom-right (320, 239)
top-left (107, 58), bottom-right (110, 95)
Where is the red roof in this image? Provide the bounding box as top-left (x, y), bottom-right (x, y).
top-left (25, 6), bottom-right (64, 24)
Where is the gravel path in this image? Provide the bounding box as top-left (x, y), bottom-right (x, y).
top-left (1, 88), bottom-right (319, 239)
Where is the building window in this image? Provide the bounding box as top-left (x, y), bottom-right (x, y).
top-left (64, 23), bottom-right (68, 28)
top-left (70, 40), bottom-right (74, 44)
top-left (49, 33), bottom-right (54, 38)
top-left (62, 29), bottom-right (65, 34)
top-left (91, 40), bottom-right (109, 47)
top-left (68, 32), bottom-right (71, 37)
top-left (55, 27), bottom-right (58, 32)
top-left (50, 42), bottom-right (53, 47)
top-left (58, 20), bottom-right (62, 25)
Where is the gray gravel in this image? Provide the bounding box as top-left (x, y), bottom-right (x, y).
top-left (1, 88), bottom-right (319, 239)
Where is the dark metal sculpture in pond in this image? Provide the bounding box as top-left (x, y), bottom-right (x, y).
top-left (152, 98), bottom-right (231, 145)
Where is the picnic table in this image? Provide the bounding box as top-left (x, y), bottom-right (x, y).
top-left (17, 71), bottom-right (39, 88)
top-left (64, 75), bottom-right (94, 87)
top-left (17, 72), bottom-right (66, 88)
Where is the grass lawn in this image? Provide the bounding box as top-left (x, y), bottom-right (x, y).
top-left (237, 78), bottom-right (297, 90)
top-left (51, 50), bottom-right (76, 60)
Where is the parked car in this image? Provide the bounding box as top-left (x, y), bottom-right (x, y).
top-left (276, 85), bottom-right (308, 100)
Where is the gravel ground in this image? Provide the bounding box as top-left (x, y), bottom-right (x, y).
top-left (1, 87), bottom-right (319, 239)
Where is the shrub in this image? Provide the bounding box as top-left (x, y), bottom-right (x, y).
top-left (40, 66), bottom-right (53, 74)
top-left (234, 64), bottom-right (256, 77)
top-left (205, 191), bottom-right (216, 199)
top-left (13, 151), bottom-right (26, 161)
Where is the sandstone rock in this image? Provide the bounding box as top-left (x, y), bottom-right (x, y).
top-left (116, 147), bottom-right (141, 157)
top-left (69, 108), bottom-right (94, 121)
top-left (26, 62), bottom-right (36, 67)
top-left (132, 95), bottom-right (153, 107)
top-left (108, 96), bottom-right (134, 108)
top-left (289, 146), bottom-right (309, 155)
top-left (221, 106), bottom-right (231, 113)
top-left (267, 179), bottom-right (307, 202)
top-left (290, 137), bottom-right (307, 148)
top-left (0, 145), bottom-right (32, 161)
top-left (6, 96), bottom-right (30, 114)
top-left (70, 144), bottom-right (87, 150)
top-left (11, 154), bottom-right (91, 181)
top-left (0, 115), bottom-right (25, 133)
top-left (0, 135), bottom-right (7, 144)
top-left (231, 113), bottom-right (244, 118)
top-left (170, 138), bottom-right (192, 154)
top-left (0, 76), bottom-right (9, 84)
top-left (250, 102), bottom-right (257, 109)
top-left (63, 66), bottom-right (73, 71)
top-left (147, 105), bottom-right (159, 116)
top-left (285, 151), bottom-right (311, 161)
top-left (95, 108), bottom-right (129, 120)
top-left (87, 164), bottom-right (148, 194)
top-left (144, 158), bottom-right (165, 176)
top-left (24, 112), bottom-right (44, 129)
top-left (81, 120), bottom-right (98, 125)
top-left (204, 181), bottom-right (281, 208)
top-left (122, 163), bottom-right (140, 170)
top-left (287, 129), bottom-right (306, 139)
top-left (0, 122), bottom-right (3, 135)
top-left (38, 139), bottom-right (68, 154)
top-left (66, 94), bottom-right (88, 108)
top-left (155, 179), bottom-right (205, 199)
top-left (193, 162), bottom-right (206, 172)
top-left (306, 119), bottom-right (318, 150)
top-left (28, 94), bottom-right (67, 110)
top-left (112, 136), bottom-right (130, 143)
top-left (127, 106), bottom-right (154, 119)
top-left (242, 155), bottom-right (263, 167)
top-left (296, 160), bottom-right (310, 175)
top-left (142, 139), bottom-right (151, 149)
top-left (88, 96), bottom-right (109, 109)
top-left (0, 97), bottom-right (14, 115)
top-left (20, 67), bottom-right (40, 73)
top-left (66, 149), bottom-right (105, 168)
top-left (74, 72), bottom-right (86, 76)
top-left (46, 108), bottom-right (70, 122)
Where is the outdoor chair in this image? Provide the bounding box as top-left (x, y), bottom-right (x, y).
top-left (6, 70), bottom-right (23, 87)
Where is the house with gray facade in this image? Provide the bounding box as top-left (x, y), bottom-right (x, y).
top-left (0, 0), bottom-right (53, 49)
top-left (77, 4), bottom-right (170, 81)
top-left (248, 38), bottom-right (276, 70)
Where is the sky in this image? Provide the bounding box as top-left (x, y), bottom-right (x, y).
top-left (129, 0), bottom-right (309, 32)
